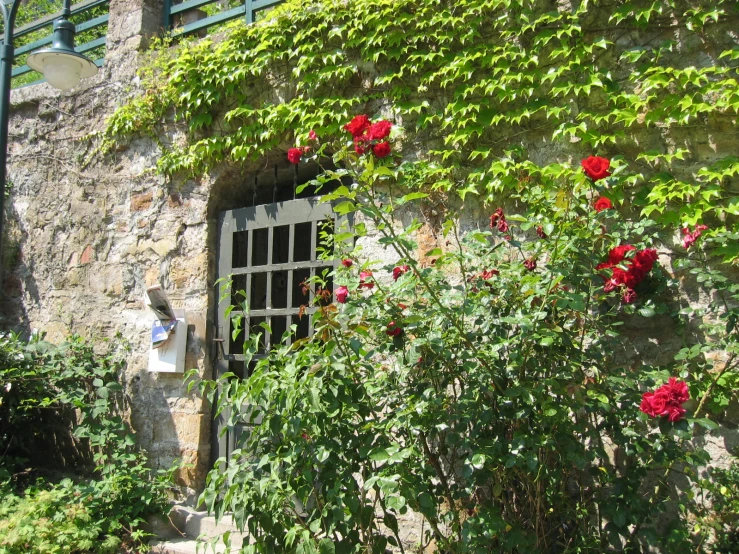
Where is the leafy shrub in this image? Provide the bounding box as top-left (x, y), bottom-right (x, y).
top-left (190, 120), bottom-right (737, 553)
top-left (695, 462), bottom-right (739, 552)
top-left (0, 480), bottom-right (121, 554)
top-left (0, 334), bottom-right (170, 553)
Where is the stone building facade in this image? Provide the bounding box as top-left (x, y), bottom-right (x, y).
top-left (3, 0), bottom-right (216, 495)
top-left (1, 0), bottom-right (737, 509)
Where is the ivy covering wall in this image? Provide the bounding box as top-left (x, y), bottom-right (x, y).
top-left (103, 0), bottom-right (737, 260)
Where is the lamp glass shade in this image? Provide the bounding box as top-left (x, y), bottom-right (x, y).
top-left (40, 54), bottom-right (82, 90)
top-left (26, 50), bottom-right (98, 91)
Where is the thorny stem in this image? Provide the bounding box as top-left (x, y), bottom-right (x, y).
top-left (361, 182), bottom-right (502, 391)
top-left (420, 432), bottom-right (462, 543)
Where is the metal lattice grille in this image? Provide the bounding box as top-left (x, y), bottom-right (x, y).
top-left (217, 197), bottom-right (337, 380)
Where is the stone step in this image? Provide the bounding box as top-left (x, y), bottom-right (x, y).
top-left (149, 538), bottom-right (242, 554)
top-left (169, 505), bottom-right (250, 544)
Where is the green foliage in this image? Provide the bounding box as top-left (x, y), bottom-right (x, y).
top-left (0, 333), bottom-right (170, 553)
top-left (101, 0), bottom-right (738, 262)
top-left (694, 462), bottom-right (739, 551)
top-left (0, 481), bottom-right (121, 554)
top-left (187, 130), bottom-right (738, 552)
top-left (100, 0), bottom-right (739, 549)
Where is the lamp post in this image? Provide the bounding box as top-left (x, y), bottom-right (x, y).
top-left (0, 0), bottom-right (98, 286)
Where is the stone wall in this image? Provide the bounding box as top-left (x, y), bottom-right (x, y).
top-left (0, 0), bottom-right (216, 496)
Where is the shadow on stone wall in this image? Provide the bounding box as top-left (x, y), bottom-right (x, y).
top-left (0, 195), bottom-right (39, 335)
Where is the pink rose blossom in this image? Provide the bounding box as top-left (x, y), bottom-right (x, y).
top-left (335, 286), bottom-right (349, 304)
top-left (359, 271), bottom-right (374, 290)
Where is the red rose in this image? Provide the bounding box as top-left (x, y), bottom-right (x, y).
top-left (608, 245), bottom-right (636, 265)
top-left (341, 259), bottom-right (353, 268)
top-left (386, 321), bottom-right (403, 337)
top-left (681, 224), bottom-right (708, 249)
top-left (523, 258), bottom-right (537, 271)
top-left (630, 248), bottom-right (657, 277)
top-left (650, 389), bottom-right (671, 414)
top-left (287, 147), bottom-right (303, 164)
top-left (480, 269), bottom-right (499, 280)
top-left (594, 197), bottom-right (613, 212)
top-left (344, 115), bottom-right (371, 137)
top-left (359, 270), bottom-right (374, 289)
top-left (603, 278), bottom-right (618, 293)
top-left (489, 208), bottom-right (504, 228)
top-left (393, 265), bottom-right (410, 281)
top-left (497, 219), bottom-right (509, 233)
top-left (640, 378), bottom-right (690, 422)
top-left (599, 246), bottom-right (657, 294)
top-left (622, 288), bottom-right (637, 304)
top-left (367, 120), bottom-right (392, 141)
top-left (666, 377), bottom-right (689, 404)
top-left (308, 130), bottom-right (318, 141)
top-left (581, 156), bottom-right (611, 181)
top-left (372, 141), bottom-right (392, 158)
top-left (536, 225), bottom-right (547, 239)
top-left (335, 285), bottom-right (349, 304)
top-left (667, 404), bottom-right (687, 422)
top-left (640, 392), bottom-right (656, 417)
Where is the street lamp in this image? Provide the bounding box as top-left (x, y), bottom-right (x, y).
top-left (0, 0), bottom-right (98, 285)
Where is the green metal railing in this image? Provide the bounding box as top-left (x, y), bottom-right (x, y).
top-left (163, 0), bottom-right (284, 38)
top-left (4, 0), bottom-right (109, 87)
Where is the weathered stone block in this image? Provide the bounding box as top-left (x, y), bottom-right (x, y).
top-left (131, 191), bottom-right (154, 212)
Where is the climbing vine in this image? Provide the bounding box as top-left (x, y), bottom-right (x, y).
top-left (101, 0), bottom-right (738, 262)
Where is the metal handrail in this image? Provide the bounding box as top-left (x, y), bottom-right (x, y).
top-left (163, 0), bottom-right (284, 35)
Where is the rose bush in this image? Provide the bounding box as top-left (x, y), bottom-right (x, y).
top-left (191, 119), bottom-right (737, 554)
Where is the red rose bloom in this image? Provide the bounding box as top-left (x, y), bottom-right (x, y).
top-left (344, 115), bottom-right (371, 137)
top-left (523, 258), bottom-right (537, 271)
top-left (682, 224), bottom-right (708, 249)
top-left (341, 259), bottom-right (353, 268)
top-left (372, 141), bottom-right (392, 158)
top-left (630, 248), bottom-right (658, 278)
top-left (359, 270), bottom-right (374, 289)
top-left (622, 288), bottom-right (637, 304)
top-left (287, 147), bottom-right (303, 164)
top-left (598, 245), bottom-right (657, 298)
top-left (308, 130), bottom-right (318, 141)
top-left (489, 208), bottom-right (504, 228)
top-left (581, 156), bottom-right (611, 181)
top-left (608, 245), bottom-right (636, 266)
top-left (594, 197), bottom-right (613, 212)
top-left (480, 269), bottom-right (499, 280)
top-left (536, 225), bottom-right (547, 239)
top-left (335, 285), bottom-right (349, 304)
top-left (393, 265), bottom-right (410, 281)
top-left (640, 377), bottom-right (689, 422)
top-left (497, 219), bottom-right (509, 233)
top-left (386, 321), bottom-right (403, 337)
top-left (367, 120), bottom-right (392, 141)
